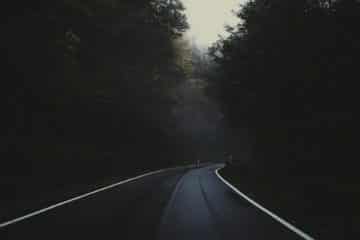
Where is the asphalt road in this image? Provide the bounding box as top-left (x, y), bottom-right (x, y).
top-left (2, 164), bottom-right (304, 240)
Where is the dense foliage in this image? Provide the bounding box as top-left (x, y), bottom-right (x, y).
top-left (2, 0), bottom-right (190, 198)
top-left (209, 0), bottom-right (359, 176)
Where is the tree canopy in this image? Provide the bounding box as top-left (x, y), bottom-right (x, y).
top-left (209, 0), bottom-right (359, 175)
top-left (2, 0), bottom-right (191, 199)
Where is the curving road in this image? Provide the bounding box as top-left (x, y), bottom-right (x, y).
top-left (2, 164), bottom-right (304, 240)
top-left (158, 164), bottom-right (304, 240)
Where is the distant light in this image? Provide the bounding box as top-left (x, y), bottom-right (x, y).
top-left (182, 0), bottom-right (243, 47)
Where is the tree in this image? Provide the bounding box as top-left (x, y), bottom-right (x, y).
top-left (2, 0), bottom-right (191, 201)
top-left (209, 0), bottom-right (359, 175)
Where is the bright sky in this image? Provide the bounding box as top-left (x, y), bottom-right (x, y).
top-left (182, 0), bottom-right (244, 47)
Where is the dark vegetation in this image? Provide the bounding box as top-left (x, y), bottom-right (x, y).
top-left (210, 0), bottom-right (358, 175)
top-left (210, 0), bottom-right (360, 238)
top-left (2, 0), bottom-right (191, 209)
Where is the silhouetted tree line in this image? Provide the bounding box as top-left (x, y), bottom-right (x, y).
top-left (2, 0), bottom-right (190, 200)
top-left (209, 0), bottom-right (359, 177)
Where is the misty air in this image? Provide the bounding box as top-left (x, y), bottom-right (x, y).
top-left (2, 1), bottom-right (359, 240)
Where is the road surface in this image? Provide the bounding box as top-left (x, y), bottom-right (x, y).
top-left (2, 164), bottom-right (304, 240)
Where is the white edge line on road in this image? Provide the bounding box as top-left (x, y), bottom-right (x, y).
top-left (0, 165), bottom-right (193, 229)
top-left (215, 167), bottom-right (315, 240)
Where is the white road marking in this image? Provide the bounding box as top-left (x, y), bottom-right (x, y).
top-left (0, 165), bottom-right (192, 229)
top-left (215, 167), bottom-right (315, 240)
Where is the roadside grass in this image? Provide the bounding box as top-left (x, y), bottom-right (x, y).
top-left (219, 165), bottom-right (360, 239)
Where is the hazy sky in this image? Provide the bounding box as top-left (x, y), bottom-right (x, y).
top-left (182, 0), bottom-right (244, 47)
